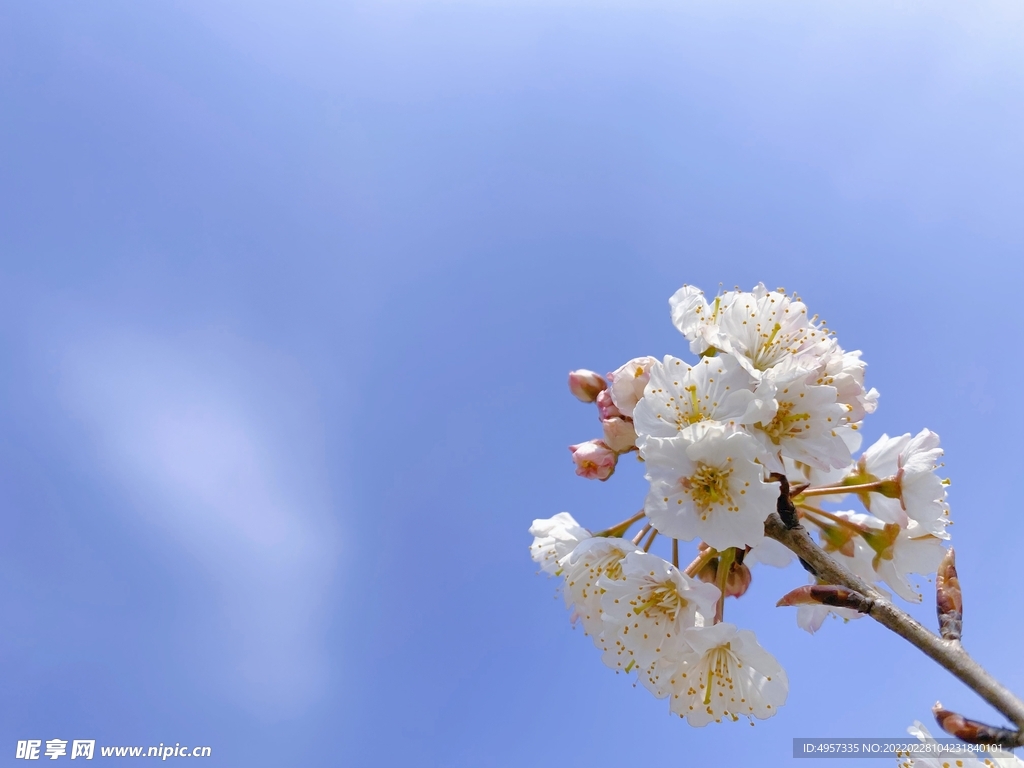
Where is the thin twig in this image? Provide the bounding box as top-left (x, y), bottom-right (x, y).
top-left (632, 523), bottom-right (652, 546)
top-left (594, 510), bottom-right (646, 539)
top-left (684, 546), bottom-right (716, 577)
top-left (713, 548), bottom-right (735, 624)
top-left (798, 503), bottom-right (868, 533)
top-left (797, 480), bottom-right (886, 498)
top-left (642, 528), bottom-right (658, 553)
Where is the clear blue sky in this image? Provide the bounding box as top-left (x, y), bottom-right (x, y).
top-left (1, 2), bottom-right (1022, 766)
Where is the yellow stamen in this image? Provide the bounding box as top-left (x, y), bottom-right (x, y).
top-left (685, 384), bottom-right (703, 423)
top-left (684, 464), bottom-right (735, 512)
top-left (634, 596), bottom-right (661, 615)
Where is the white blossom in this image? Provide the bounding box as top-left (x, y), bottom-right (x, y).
top-left (632, 355), bottom-right (769, 440)
top-left (796, 600), bottom-right (861, 635)
top-left (671, 284), bottom-right (835, 379)
top-left (560, 537), bottom-right (640, 639)
top-left (819, 348), bottom-right (879, 423)
top-left (600, 551), bottom-right (720, 669)
top-left (607, 356), bottom-right (658, 417)
top-left (668, 285), bottom-right (715, 355)
top-left (874, 522), bottom-right (947, 604)
top-left (655, 623), bottom-right (788, 725)
top-left (744, 537), bottom-right (796, 569)
top-left (782, 426), bottom-right (862, 490)
top-left (529, 512), bottom-right (590, 575)
top-left (642, 427), bottom-right (778, 550)
top-left (858, 430), bottom-right (950, 536)
top-left (747, 368), bottom-right (851, 473)
top-left (832, 511), bottom-right (947, 603)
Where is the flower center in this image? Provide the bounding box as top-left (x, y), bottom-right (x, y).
top-left (750, 317), bottom-right (817, 371)
top-left (703, 644), bottom-right (735, 705)
top-left (633, 582), bottom-right (688, 622)
top-left (682, 463), bottom-right (735, 516)
top-left (602, 555), bottom-right (625, 581)
top-left (674, 384), bottom-right (708, 429)
top-left (760, 399), bottom-right (811, 443)
top-left (749, 321), bottom-right (786, 370)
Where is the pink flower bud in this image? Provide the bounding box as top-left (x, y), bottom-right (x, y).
top-left (568, 440), bottom-right (617, 481)
top-left (601, 417), bottom-right (637, 453)
top-left (595, 389), bottom-right (624, 421)
top-left (568, 369), bottom-right (607, 403)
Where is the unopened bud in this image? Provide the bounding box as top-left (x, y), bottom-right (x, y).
top-left (724, 561), bottom-right (752, 598)
top-left (595, 389), bottom-right (624, 421)
top-left (776, 584), bottom-right (874, 614)
top-left (695, 549), bottom-right (752, 598)
top-left (936, 547), bottom-right (962, 642)
top-left (695, 554), bottom-right (718, 584)
top-left (932, 702), bottom-right (1020, 748)
top-left (568, 369), bottom-right (607, 403)
top-left (602, 417), bottom-right (637, 453)
top-left (568, 440), bottom-right (617, 481)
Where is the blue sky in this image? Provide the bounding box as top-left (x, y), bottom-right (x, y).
top-left (1, 1), bottom-right (1022, 766)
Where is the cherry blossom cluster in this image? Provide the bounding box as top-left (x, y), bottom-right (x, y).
top-left (531, 283), bottom-right (952, 726)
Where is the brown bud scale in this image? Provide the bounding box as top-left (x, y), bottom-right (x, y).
top-left (932, 702), bottom-right (1021, 748)
top-left (936, 548), bottom-right (963, 642)
top-left (776, 585), bottom-right (874, 614)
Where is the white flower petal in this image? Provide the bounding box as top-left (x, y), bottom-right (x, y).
top-left (633, 355), bottom-right (759, 440)
top-left (665, 623), bottom-right (788, 725)
top-left (529, 512), bottom-right (590, 575)
top-left (642, 429), bottom-right (778, 550)
top-left (560, 537), bottom-right (640, 638)
top-left (600, 551), bottom-right (720, 668)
